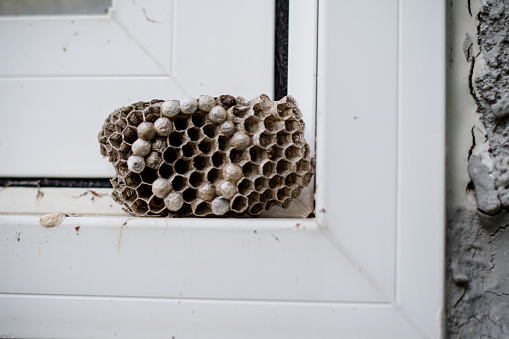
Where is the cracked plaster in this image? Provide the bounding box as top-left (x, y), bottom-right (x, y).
top-left (448, 0), bottom-right (509, 337)
top-left (447, 207), bottom-right (509, 338)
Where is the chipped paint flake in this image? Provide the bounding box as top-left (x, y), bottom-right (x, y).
top-left (39, 212), bottom-right (66, 227)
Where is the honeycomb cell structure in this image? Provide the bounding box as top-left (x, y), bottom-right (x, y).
top-left (98, 94), bottom-right (315, 217)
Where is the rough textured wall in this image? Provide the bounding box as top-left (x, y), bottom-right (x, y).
top-left (469, 0), bottom-right (509, 217)
top-left (447, 0), bottom-right (509, 337)
top-left (447, 206), bottom-right (509, 337)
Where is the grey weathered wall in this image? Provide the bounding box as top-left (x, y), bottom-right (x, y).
top-left (447, 0), bottom-right (509, 337)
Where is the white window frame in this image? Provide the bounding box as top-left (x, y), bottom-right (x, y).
top-left (0, 0), bottom-right (444, 337)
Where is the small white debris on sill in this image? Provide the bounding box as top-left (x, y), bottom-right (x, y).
top-left (39, 212), bottom-right (66, 227)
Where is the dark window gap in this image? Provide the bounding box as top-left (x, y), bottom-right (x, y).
top-left (274, 0), bottom-right (289, 101)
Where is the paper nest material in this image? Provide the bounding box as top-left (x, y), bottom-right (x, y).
top-left (98, 94), bottom-right (314, 217)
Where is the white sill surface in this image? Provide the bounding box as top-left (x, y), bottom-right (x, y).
top-left (0, 186), bottom-right (314, 218)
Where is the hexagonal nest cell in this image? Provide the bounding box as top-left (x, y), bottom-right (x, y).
top-left (98, 94), bottom-right (315, 217)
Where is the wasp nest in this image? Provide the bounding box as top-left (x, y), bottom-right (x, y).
top-left (98, 94), bottom-right (314, 217)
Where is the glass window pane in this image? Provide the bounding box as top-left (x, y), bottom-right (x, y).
top-left (0, 0), bottom-right (112, 16)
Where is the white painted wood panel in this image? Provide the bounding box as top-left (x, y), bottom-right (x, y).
top-left (0, 216), bottom-right (384, 302)
top-left (113, 0), bottom-right (174, 72)
top-left (396, 0), bottom-right (446, 335)
top-left (171, 0), bottom-right (275, 99)
top-left (0, 0), bottom-right (275, 178)
top-left (0, 17), bottom-right (164, 76)
top-left (0, 78), bottom-right (185, 178)
top-left (1, 296), bottom-right (419, 339)
top-left (315, 0), bottom-right (398, 300)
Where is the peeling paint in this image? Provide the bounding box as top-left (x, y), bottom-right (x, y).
top-left (448, 0), bottom-right (509, 337)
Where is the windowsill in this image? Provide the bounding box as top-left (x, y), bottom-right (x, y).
top-left (0, 186), bottom-right (315, 219)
